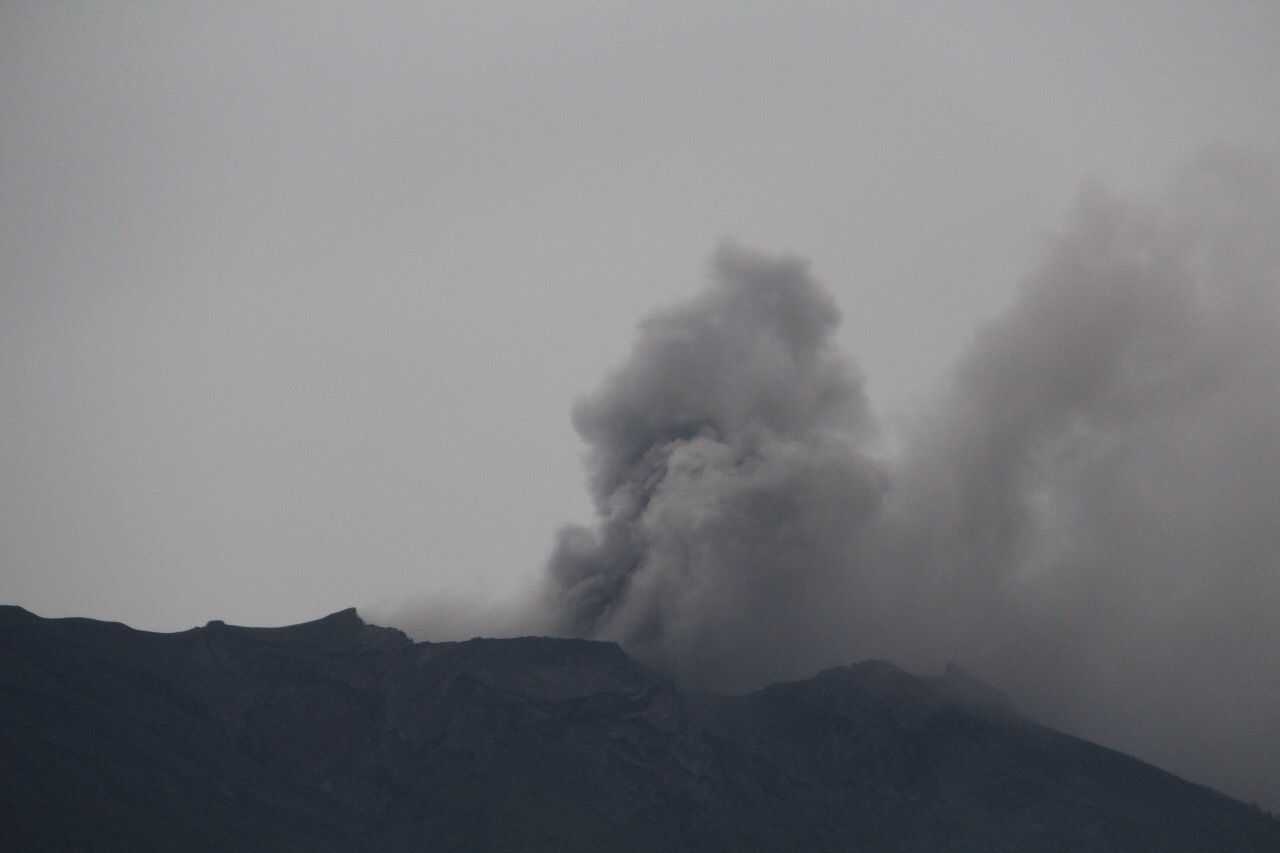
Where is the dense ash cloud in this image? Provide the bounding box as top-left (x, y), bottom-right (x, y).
top-left (534, 244), bottom-right (887, 688)
top-left (528, 150), bottom-right (1280, 808)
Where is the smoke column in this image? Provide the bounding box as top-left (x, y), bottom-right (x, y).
top-left (884, 148), bottom-right (1280, 808)
top-left (531, 149), bottom-right (1280, 808)
top-left (536, 243), bottom-right (887, 688)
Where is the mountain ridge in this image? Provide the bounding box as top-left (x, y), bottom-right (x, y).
top-left (3, 605), bottom-right (1277, 851)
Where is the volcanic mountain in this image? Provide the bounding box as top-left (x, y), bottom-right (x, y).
top-left (2, 605), bottom-right (1277, 851)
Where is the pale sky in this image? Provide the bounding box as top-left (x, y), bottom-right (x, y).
top-left (3, 1), bottom-right (1272, 631)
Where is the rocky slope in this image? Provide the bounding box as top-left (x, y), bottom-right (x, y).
top-left (2, 605), bottom-right (1277, 851)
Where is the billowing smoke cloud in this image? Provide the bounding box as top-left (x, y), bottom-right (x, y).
top-left (533, 244), bottom-right (888, 688)
top-left (884, 148), bottom-right (1280, 808)
top-left (528, 149), bottom-right (1280, 808)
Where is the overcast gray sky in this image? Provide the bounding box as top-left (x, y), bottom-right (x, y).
top-left (4, 0), bottom-right (1280, 807)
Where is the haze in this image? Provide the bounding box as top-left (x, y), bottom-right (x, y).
top-left (3, 1), bottom-right (1279, 810)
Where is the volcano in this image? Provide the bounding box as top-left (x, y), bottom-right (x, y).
top-left (2, 605), bottom-right (1277, 851)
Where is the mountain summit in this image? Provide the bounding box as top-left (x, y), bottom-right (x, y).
top-left (2, 605), bottom-right (1277, 851)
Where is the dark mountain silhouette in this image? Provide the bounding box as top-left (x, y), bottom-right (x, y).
top-left (2, 604), bottom-right (1277, 851)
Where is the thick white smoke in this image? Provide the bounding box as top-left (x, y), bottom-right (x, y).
top-left (532, 149), bottom-right (1280, 808)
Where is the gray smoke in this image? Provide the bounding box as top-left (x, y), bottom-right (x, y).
top-left (530, 149), bottom-right (1280, 808)
top-left (884, 148), bottom-right (1280, 808)
top-left (534, 243), bottom-right (887, 688)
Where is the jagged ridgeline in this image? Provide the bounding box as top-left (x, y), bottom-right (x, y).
top-left (3, 605), bottom-right (1278, 851)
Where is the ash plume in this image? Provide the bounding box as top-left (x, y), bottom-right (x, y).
top-left (534, 243), bottom-right (887, 688)
top-left (884, 148), bottom-right (1280, 807)
top-left (528, 149), bottom-right (1280, 807)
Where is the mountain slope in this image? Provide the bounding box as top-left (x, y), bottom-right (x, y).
top-left (2, 605), bottom-right (1277, 851)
